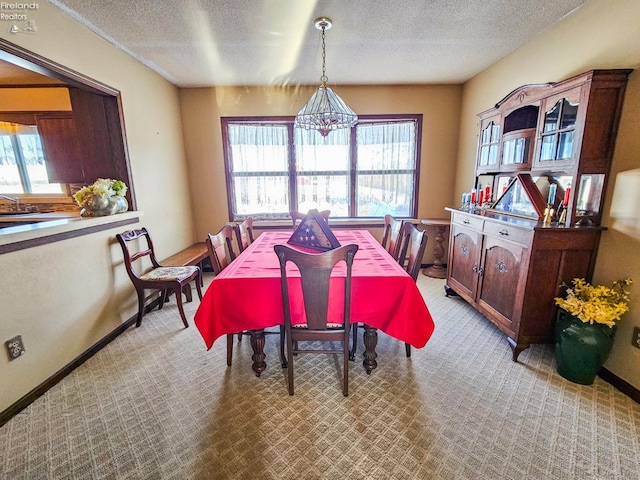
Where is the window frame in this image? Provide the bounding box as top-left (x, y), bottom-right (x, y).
top-left (0, 111), bottom-right (71, 197)
top-left (221, 114), bottom-right (422, 220)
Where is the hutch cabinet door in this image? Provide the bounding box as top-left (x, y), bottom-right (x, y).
top-left (448, 224), bottom-right (483, 301)
top-left (533, 86), bottom-right (582, 170)
top-left (476, 236), bottom-right (528, 334)
top-left (476, 114), bottom-right (501, 173)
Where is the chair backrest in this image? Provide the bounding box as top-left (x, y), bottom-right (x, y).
top-left (206, 225), bottom-right (236, 275)
top-left (290, 209), bottom-right (330, 227)
top-left (116, 227), bottom-right (161, 282)
top-left (381, 214), bottom-right (404, 260)
top-left (397, 222), bottom-right (428, 281)
top-left (274, 243), bottom-right (358, 330)
top-left (233, 217), bottom-right (254, 253)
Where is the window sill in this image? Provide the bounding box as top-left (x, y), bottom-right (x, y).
top-left (254, 218), bottom-right (419, 230)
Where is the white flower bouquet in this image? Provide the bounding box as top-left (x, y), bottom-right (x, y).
top-left (73, 178), bottom-right (129, 217)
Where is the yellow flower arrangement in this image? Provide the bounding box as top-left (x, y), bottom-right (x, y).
top-left (555, 278), bottom-right (633, 327)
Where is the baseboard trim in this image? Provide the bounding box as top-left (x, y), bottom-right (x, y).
top-left (0, 295), bottom-right (162, 428)
top-left (598, 368), bottom-right (640, 404)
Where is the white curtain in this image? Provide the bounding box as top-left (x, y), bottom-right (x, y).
top-left (228, 124), bottom-right (290, 216)
top-left (355, 121), bottom-right (417, 216)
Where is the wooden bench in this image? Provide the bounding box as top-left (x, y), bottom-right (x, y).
top-left (162, 242), bottom-right (210, 286)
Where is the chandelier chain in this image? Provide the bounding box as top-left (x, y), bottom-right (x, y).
top-left (321, 25), bottom-right (328, 85)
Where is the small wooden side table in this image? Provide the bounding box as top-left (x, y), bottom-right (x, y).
top-left (420, 218), bottom-right (450, 279)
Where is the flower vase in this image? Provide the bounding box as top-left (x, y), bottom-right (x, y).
top-left (554, 309), bottom-right (615, 385)
top-left (80, 194), bottom-right (128, 217)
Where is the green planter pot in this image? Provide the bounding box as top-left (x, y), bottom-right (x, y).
top-left (555, 309), bottom-right (615, 385)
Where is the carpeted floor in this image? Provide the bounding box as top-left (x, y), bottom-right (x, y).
top-left (1, 273), bottom-right (639, 479)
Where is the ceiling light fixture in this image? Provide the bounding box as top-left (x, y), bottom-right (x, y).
top-left (294, 17), bottom-right (358, 137)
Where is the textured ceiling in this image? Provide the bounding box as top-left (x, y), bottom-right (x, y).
top-left (11, 0), bottom-right (588, 88)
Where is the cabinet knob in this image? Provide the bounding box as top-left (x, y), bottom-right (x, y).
top-left (463, 219), bottom-right (470, 224)
top-left (472, 264), bottom-right (478, 273)
top-left (478, 266), bottom-right (484, 276)
top-left (498, 229), bottom-right (509, 236)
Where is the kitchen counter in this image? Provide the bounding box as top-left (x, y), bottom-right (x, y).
top-left (0, 211), bottom-right (81, 223)
top-left (0, 211), bottom-right (142, 254)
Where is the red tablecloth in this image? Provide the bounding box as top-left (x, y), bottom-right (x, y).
top-left (194, 230), bottom-right (434, 349)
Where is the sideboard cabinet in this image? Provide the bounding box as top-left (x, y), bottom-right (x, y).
top-left (446, 208), bottom-right (602, 360)
top-left (446, 69), bottom-right (631, 360)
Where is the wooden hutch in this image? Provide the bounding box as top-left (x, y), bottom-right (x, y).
top-left (445, 69), bottom-right (632, 361)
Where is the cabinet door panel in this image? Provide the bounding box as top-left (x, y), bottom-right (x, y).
top-left (476, 115), bottom-right (501, 172)
top-left (68, 87), bottom-right (124, 182)
top-left (534, 86), bottom-right (582, 169)
top-left (35, 113), bottom-right (84, 183)
top-left (478, 238), bottom-right (525, 323)
top-left (448, 225), bottom-right (482, 299)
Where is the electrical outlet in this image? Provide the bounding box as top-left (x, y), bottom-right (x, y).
top-left (5, 335), bottom-right (25, 360)
top-left (633, 327), bottom-right (640, 349)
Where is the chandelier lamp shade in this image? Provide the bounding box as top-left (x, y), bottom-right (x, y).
top-left (294, 17), bottom-right (358, 137)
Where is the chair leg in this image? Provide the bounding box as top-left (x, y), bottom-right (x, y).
top-left (159, 289), bottom-right (167, 309)
top-left (405, 342), bottom-right (411, 357)
top-left (279, 325), bottom-right (287, 368)
top-left (350, 322), bottom-right (358, 361)
top-left (135, 289), bottom-right (146, 327)
top-left (194, 275), bottom-right (203, 300)
top-left (226, 334), bottom-right (233, 366)
top-left (343, 341), bottom-right (349, 397)
top-left (183, 283), bottom-right (193, 302)
top-left (174, 289), bottom-right (189, 328)
top-left (287, 335), bottom-right (294, 395)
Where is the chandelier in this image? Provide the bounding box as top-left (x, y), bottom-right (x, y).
top-left (294, 17), bottom-right (358, 137)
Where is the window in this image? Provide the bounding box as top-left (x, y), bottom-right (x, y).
top-left (0, 121), bottom-right (63, 195)
top-left (222, 115), bottom-right (421, 219)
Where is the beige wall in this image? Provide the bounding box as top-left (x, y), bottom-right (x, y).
top-left (0, 3), bottom-right (195, 411)
top-left (180, 84), bottom-right (462, 255)
top-left (456, 0), bottom-right (640, 387)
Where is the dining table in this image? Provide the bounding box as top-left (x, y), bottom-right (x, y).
top-left (194, 229), bottom-right (435, 376)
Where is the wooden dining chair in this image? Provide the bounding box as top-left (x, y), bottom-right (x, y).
top-left (206, 225), bottom-right (236, 275)
top-left (206, 225), bottom-right (241, 366)
top-left (232, 217), bottom-right (254, 254)
top-left (381, 214), bottom-right (405, 261)
top-left (290, 209), bottom-right (330, 227)
top-left (274, 243), bottom-right (358, 396)
top-left (351, 214), bottom-right (407, 358)
top-left (116, 227), bottom-right (203, 328)
top-left (396, 222), bottom-right (428, 357)
top-left (207, 224), bottom-right (283, 367)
